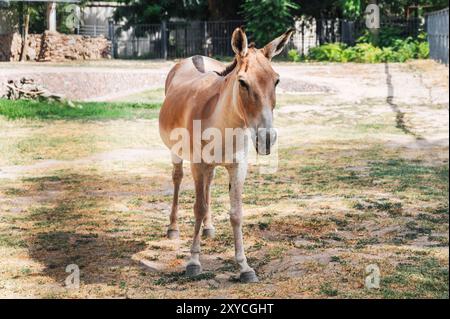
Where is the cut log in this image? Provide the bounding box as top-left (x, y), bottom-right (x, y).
top-left (2, 77), bottom-right (67, 102)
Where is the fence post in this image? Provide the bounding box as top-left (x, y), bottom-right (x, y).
top-left (301, 21), bottom-right (305, 57)
top-left (204, 21), bottom-right (208, 56)
top-left (161, 20), bottom-right (168, 60)
top-left (184, 24), bottom-right (188, 57)
top-left (108, 20), bottom-right (116, 59)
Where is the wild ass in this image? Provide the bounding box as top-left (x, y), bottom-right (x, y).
top-left (159, 28), bottom-right (294, 283)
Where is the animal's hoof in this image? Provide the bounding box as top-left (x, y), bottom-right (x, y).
top-left (240, 270), bottom-right (259, 283)
top-left (167, 229), bottom-right (180, 240)
top-left (186, 264), bottom-right (202, 277)
top-left (202, 228), bottom-right (215, 239)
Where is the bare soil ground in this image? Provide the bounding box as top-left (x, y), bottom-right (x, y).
top-left (0, 60), bottom-right (448, 298)
top-left (0, 61), bottom-right (172, 101)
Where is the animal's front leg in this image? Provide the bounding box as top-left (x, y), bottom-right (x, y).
top-left (227, 162), bottom-right (258, 283)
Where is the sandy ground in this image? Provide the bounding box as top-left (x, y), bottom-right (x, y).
top-left (0, 60), bottom-right (172, 101)
top-left (0, 60), bottom-right (448, 298)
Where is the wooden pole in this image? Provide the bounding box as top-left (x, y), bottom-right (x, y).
top-left (46, 2), bottom-right (57, 32)
top-left (20, 7), bottom-right (29, 62)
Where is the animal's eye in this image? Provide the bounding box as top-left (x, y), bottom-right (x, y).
top-left (239, 79), bottom-right (249, 90)
top-left (275, 79), bottom-right (280, 87)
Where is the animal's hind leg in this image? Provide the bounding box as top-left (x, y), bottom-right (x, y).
top-left (202, 166), bottom-right (215, 238)
top-left (167, 154), bottom-right (183, 239)
top-left (186, 163), bottom-right (208, 276)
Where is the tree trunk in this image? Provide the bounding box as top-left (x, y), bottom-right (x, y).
top-left (46, 2), bottom-right (57, 32)
top-left (20, 10), bottom-right (29, 62)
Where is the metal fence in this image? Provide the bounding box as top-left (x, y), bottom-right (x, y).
top-left (426, 8), bottom-right (449, 64)
top-left (109, 20), bottom-right (243, 59)
top-left (340, 16), bottom-right (421, 45)
top-left (111, 24), bottom-right (162, 59)
top-left (287, 16), bottom-right (420, 55)
top-left (82, 17), bottom-right (421, 59)
top-left (78, 24), bottom-right (109, 37)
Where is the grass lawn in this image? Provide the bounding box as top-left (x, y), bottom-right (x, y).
top-left (0, 99), bottom-right (161, 121)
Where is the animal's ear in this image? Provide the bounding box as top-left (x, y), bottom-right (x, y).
top-left (231, 28), bottom-right (248, 57)
top-left (262, 28), bottom-right (295, 60)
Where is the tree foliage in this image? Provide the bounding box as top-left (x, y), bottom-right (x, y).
top-left (113, 0), bottom-right (208, 27)
top-left (340, 0), bottom-right (362, 19)
top-left (293, 0), bottom-right (449, 19)
top-left (207, 0), bottom-right (243, 20)
top-left (293, 0), bottom-right (341, 18)
top-left (241, 0), bottom-right (299, 46)
top-left (379, 0), bottom-right (449, 16)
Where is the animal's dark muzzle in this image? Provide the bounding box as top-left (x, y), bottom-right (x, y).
top-left (255, 128), bottom-right (277, 155)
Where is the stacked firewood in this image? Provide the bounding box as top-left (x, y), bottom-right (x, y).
top-left (2, 78), bottom-right (64, 101)
top-left (0, 32), bottom-right (111, 62)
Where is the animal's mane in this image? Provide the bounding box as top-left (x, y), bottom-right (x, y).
top-left (215, 58), bottom-right (237, 77)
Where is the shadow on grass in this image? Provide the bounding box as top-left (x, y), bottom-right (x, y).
top-left (22, 174), bottom-right (149, 285)
top-left (29, 230), bottom-right (146, 285)
top-left (276, 149), bottom-right (448, 200)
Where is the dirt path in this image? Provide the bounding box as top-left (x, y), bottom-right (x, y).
top-left (0, 61), bottom-right (174, 101)
top-left (3, 60), bottom-right (447, 104)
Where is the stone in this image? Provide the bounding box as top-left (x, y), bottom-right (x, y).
top-left (139, 259), bottom-right (163, 272)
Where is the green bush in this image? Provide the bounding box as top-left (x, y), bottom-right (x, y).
top-left (308, 43), bottom-right (348, 62)
top-left (352, 43), bottom-right (384, 63)
top-left (418, 41), bottom-right (430, 59)
top-left (306, 31), bottom-right (430, 63)
top-left (288, 49), bottom-right (301, 62)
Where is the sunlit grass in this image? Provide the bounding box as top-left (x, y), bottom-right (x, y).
top-left (0, 99), bottom-right (161, 120)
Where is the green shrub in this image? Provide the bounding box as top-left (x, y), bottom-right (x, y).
top-left (380, 47), bottom-right (399, 62)
top-left (308, 43), bottom-right (348, 62)
top-left (418, 41), bottom-right (430, 59)
top-left (342, 47), bottom-right (358, 62)
top-left (307, 32), bottom-right (430, 64)
top-left (353, 43), bottom-right (384, 63)
top-left (288, 49), bottom-right (301, 62)
top-left (305, 27), bottom-right (430, 64)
